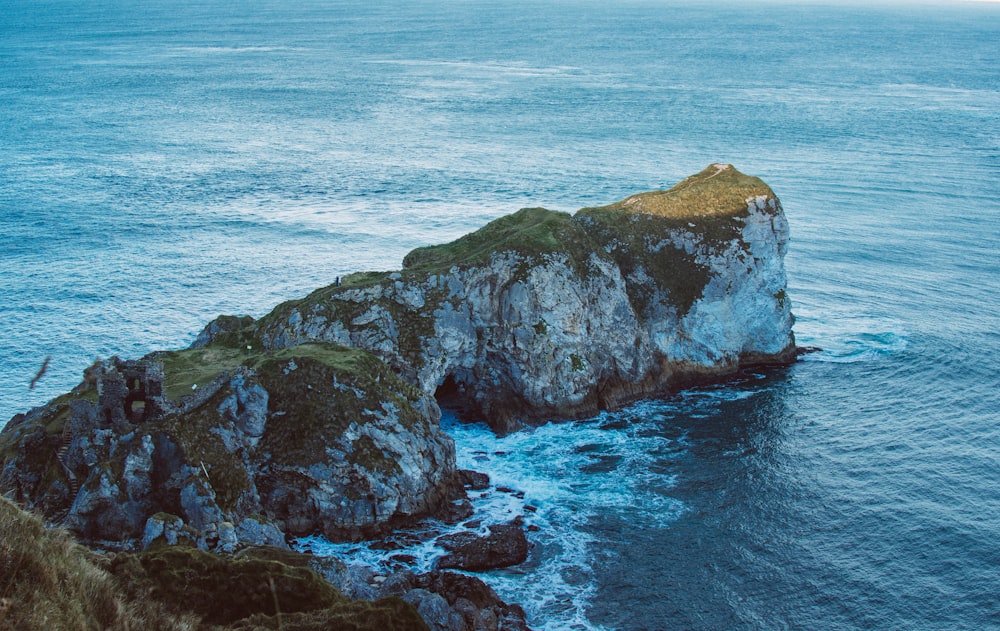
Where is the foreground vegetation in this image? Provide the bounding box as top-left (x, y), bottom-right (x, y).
top-left (0, 496), bottom-right (428, 630)
top-left (0, 496), bottom-right (193, 630)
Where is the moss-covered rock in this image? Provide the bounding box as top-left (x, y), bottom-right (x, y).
top-left (229, 598), bottom-right (429, 631)
top-left (0, 383), bottom-right (101, 518)
top-left (402, 207), bottom-right (599, 277)
top-left (0, 343), bottom-right (457, 547)
top-left (191, 314), bottom-right (258, 350)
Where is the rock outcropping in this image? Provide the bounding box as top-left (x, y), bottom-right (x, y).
top-left (250, 164), bottom-right (795, 432)
top-left (0, 344), bottom-right (457, 547)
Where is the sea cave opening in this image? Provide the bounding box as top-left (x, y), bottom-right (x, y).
top-left (434, 374), bottom-right (462, 408)
top-left (434, 374), bottom-right (482, 425)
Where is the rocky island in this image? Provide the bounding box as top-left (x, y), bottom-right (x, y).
top-left (0, 165), bottom-right (796, 630)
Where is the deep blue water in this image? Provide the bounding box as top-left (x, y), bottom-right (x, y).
top-left (2, 1), bottom-right (999, 628)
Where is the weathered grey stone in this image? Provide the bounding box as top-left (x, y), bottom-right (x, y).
top-left (122, 434), bottom-right (154, 498)
top-left (377, 569), bottom-right (418, 598)
top-left (338, 564), bottom-right (379, 601)
top-left (66, 466), bottom-right (151, 541)
top-left (142, 512), bottom-right (190, 548)
top-left (216, 520), bottom-right (238, 552)
top-left (179, 476), bottom-right (223, 532)
top-left (235, 516), bottom-right (288, 549)
top-left (403, 589), bottom-right (464, 631)
top-left (404, 571), bottom-right (531, 631)
top-left (216, 370), bottom-right (269, 448)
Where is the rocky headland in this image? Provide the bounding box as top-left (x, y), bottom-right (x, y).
top-left (0, 165), bottom-right (796, 630)
top-left (253, 163), bottom-right (795, 433)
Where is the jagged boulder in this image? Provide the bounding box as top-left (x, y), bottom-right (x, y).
top-left (190, 313), bottom-right (256, 349)
top-left (378, 570), bottom-right (531, 631)
top-left (435, 519), bottom-right (529, 572)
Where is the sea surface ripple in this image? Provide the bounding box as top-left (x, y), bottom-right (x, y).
top-left (2, 1), bottom-right (999, 629)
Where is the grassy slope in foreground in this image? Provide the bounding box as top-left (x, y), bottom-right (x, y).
top-left (0, 495), bottom-right (192, 630)
top-left (0, 496), bottom-right (428, 630)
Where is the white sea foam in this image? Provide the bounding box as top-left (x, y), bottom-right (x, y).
top-left (297, 408), bottom-right (687, 631)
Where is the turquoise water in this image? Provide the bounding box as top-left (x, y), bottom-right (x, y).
top-left (2, 1), bottom-right (999, 628)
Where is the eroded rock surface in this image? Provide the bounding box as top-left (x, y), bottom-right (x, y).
top-left (1, 164), bottom-right (796, 546)
top-left (0, 165), bottom-right (794, 631)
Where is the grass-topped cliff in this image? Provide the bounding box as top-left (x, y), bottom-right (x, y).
top-left (402, 207), bottom-right (590, 273)
top-left (401, 163), bottom-right (774, 272)
top-left (402, 163), bottom-right (772, 262)
top-left (0, 338), bottom-right (456, 544)
top-left (576, 164), bottom-right (777, 287)
top-left (236, 165), bottom-right (793, 432)
top-left (249, 164), bottom-right (778, 353)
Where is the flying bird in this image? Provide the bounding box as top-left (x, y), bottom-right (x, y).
top-left (29, 356), bottom-right (51, 390)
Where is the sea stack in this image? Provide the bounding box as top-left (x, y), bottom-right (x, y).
top-left (253, 164), bottom-right (796, 433)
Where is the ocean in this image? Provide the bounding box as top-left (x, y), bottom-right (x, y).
top-left (2, 0), bottom-right (998, 628)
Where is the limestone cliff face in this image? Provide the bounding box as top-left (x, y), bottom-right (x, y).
top-left (254, 165), bottom-right (795, 432)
